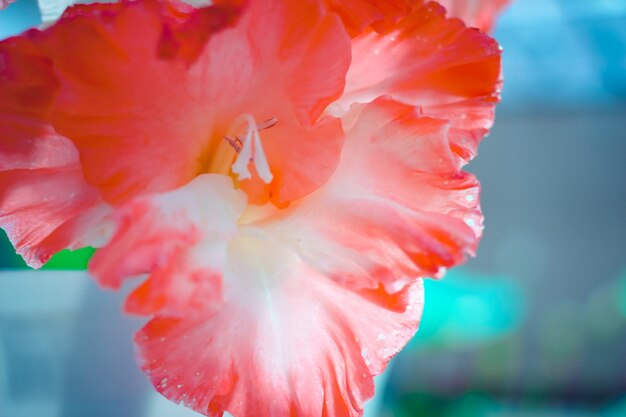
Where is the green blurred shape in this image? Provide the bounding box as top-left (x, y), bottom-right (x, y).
top-left (617, 269), bottom-right (626, 318)
top-left (411, 268), bottom-right (524, 349)
top-left (0, 230), bottom-right (93, 270)
top-left (604, 396), bottom-right (626, 417)
top-left (394, 392), bottom-right (499, 417)
top-left (0, 230), bottom-right (27, 268)
top-left (473, 334), bottom-right (523, 384)
top-left (394, 392), bottom-right (449, 417)
top-left (41, 247), bottom-right (95, 270)
top-left (446, 393), bottom-right (499, 417)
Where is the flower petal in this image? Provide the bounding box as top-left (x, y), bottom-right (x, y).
top-left (323, 0), bottom-right (419, 36)
top-left (91, 170), bottom-right (424, 416)
top-left (136, 272), bottom-right (423, 417)
top-left (258, 98), bottom-right (481, 294)
top-left (332, 1), bottom-right (501, 163)
top-left (27, 0), bottom-right (349, 205)
top-left (89, 174), bottom-right (247, 317)
top-left (26, 0), bottom-right (240, 204)
top-left (0, 165), bottom-right (112, 268)
top-left (438, 0), bottom-right (511, 32)
top-left (0, 38), bottom-right (111, 268)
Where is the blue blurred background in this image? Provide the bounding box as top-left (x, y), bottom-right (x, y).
top-left (1, 0), bottom-right (625, 416)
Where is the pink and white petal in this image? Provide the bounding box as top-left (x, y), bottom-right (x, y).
top-left (85, 170), bottom-right (424, 417)
top-left (331, 1), bottom-right (501, 163)
top-left (424, 96), bottom-right (498, 161)
top-left (136, 255), bottom-right (423, 417)
top-left (255, 98), bottom-right (481, 294)
top-left (89, 174), bottom-right (247, 317)
top-left (437, 0), bottom-right (511, 33)
top-left (89, 150), bottom-right (429, 416)
top-left (0, 111), bottom-right (112, 270)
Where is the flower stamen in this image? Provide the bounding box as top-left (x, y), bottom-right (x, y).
top-left (224, 136), bottom-right (243, 153)
top-left (226, 114), bottom-right (276, 184)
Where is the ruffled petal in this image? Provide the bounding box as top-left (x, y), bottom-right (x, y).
top-left (0, 37), bottom-right (111, 268)
top-left (25, 0), bottom-right (349, 205)
top-left (136, 273), bottom-right (422, 417)
top-left (332, 1), bottom-right (501, 163)
top-left (0, 164), bottom-right (112, 268)
top-left (258, 98), bottom-right (481, 294)
top-left (437, 0), bottom-right (511, 33)
top-left (89, 174), bottom-right (247, 317)
top-left (90, 171), bottom-right (424, 416)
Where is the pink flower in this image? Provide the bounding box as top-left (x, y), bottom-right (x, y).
top-left (0, 1), bottom-right (502, 416)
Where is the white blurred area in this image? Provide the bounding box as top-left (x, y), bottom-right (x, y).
top-left (0, 271), bottom-right (202, 417)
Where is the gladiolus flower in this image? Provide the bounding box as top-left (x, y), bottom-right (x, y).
top-left (0, 0), bottom-right (502, 416)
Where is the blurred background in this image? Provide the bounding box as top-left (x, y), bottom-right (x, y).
top-left (1, 0), bottom-right (625, 416)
